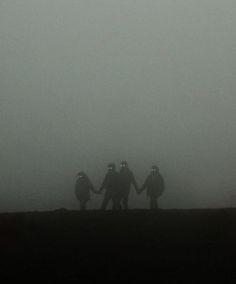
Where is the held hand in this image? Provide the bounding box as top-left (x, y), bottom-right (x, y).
top-left (138, 188), bottom-right (143, 194)
top-left (91, 187), bottom-right (100, 194)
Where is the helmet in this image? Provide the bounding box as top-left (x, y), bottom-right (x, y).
top-left (76, 171), bottom-right (86, 179)
top-left (107, 163), bottom-right (116, 171)
top-left (120, 160), bottom-right (128, 168)
top-left (151, 165), bottom-right (159, 173)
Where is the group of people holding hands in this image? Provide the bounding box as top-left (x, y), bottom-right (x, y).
top-left (74, 160), bottom-right (165, 210)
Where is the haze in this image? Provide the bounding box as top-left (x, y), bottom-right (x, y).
top-left (1, 0), bottom-right (236, 212)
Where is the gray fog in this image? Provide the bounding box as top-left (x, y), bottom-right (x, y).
top-left (1, 0), bottom-right (236, 212)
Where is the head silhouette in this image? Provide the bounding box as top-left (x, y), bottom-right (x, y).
top-left (76, 172), bottom-right (87, 180)
top-left (107, 163), bottom-right (116, 172)
top-left (151, 165), bottom-right (159, 174)
top-left (120, 160), bottom-right (128, 169)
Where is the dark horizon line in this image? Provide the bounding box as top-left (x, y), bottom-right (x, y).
top-left (0, 206), bottom-right (235, 215)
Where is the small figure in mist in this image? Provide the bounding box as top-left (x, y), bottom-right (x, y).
top-left (75, 172), bottom-right (97, 211)
top-left (139, 166), bottom-right (165, 209)
top-left (98, 163), bottom-right (121, 210)
top-left (119, 160), bottom-right (139, 210)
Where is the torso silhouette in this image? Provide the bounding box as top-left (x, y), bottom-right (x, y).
top-left (119, 168), bottom-right (137, 192)
top-left (75, 178), bottom-right (93, 202)
top-left (143, 173), bottom-right (164, 197)
top-left (100, 171), bottom-right (120, 194)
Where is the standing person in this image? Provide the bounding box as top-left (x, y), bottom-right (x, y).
top-left (139, 165), bottom-right (165, 209)
top-left (74, 172), bottom-right (97, 211)
top-left (119, 160), bottom-right (139, 210)
top-left (98, 163), bottom-right (120, 210)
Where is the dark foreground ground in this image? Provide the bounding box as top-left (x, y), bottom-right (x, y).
top-left (0, 208), bottom-right (236, 283)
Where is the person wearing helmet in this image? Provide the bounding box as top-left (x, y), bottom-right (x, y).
top-left (98, 163), bottom-right (121, 210)
top-left (74, 172), bottom-right (97, 210)
top-left (139, 166), bottom-right (165, 209)
top-left (119, 160), bottom-right (139, 210)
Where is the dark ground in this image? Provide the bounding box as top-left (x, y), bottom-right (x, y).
top-left (0, 208), bottom-right (236, 283)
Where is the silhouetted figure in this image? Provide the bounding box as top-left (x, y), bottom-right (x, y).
top-left (75, 172), bottom-right (97, 210)
top-left (98, 163), bottom-right (121, 210)
top-left (139, 165), bottom-right (165, 209)
top-left (119, 160), bottom-right (138, 210)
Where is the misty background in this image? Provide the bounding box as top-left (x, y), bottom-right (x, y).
top-left (1, 0), bottom-right (236, 212)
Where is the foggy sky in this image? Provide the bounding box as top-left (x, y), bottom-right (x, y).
top-left (1, 0), bottom-right (236, 211)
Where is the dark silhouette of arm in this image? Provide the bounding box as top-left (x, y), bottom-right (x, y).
top-left (129, 172), bottom-right (138, 192)
top-left (139, 177), bottom-right (148, 194)
top-left (88, 179), bottom-right (98, 194)
top-left (159, 175), bottom-right (165, 195)
top-left (98, 175), bottom-right (107, 193)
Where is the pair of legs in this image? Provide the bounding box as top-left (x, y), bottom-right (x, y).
top-left (121, 188), bottom-right (130, 210)
top-left (112, 196), bottom-right (122, 210)
top-left (79, 200), bottom-right (88, 211)
top-left (101, 190), bottom-right (122, 210)
top-left (149, 197), bottom-right (158, 209)
top-left (101, 190), bottom-right (113, 210)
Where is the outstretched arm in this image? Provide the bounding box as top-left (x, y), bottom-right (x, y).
top-left (97, 176), bottom-right (107, 193)
top-left (90, 183), bottom-right (99, 194)
top-left (160, 175), bottom-right (165, 195)
top-left (131, 174), bottom-right (139, 193)
top-left (139, 177), bottom-right (148, 194)
top-left (86, 178), bottom-right (98, 194)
